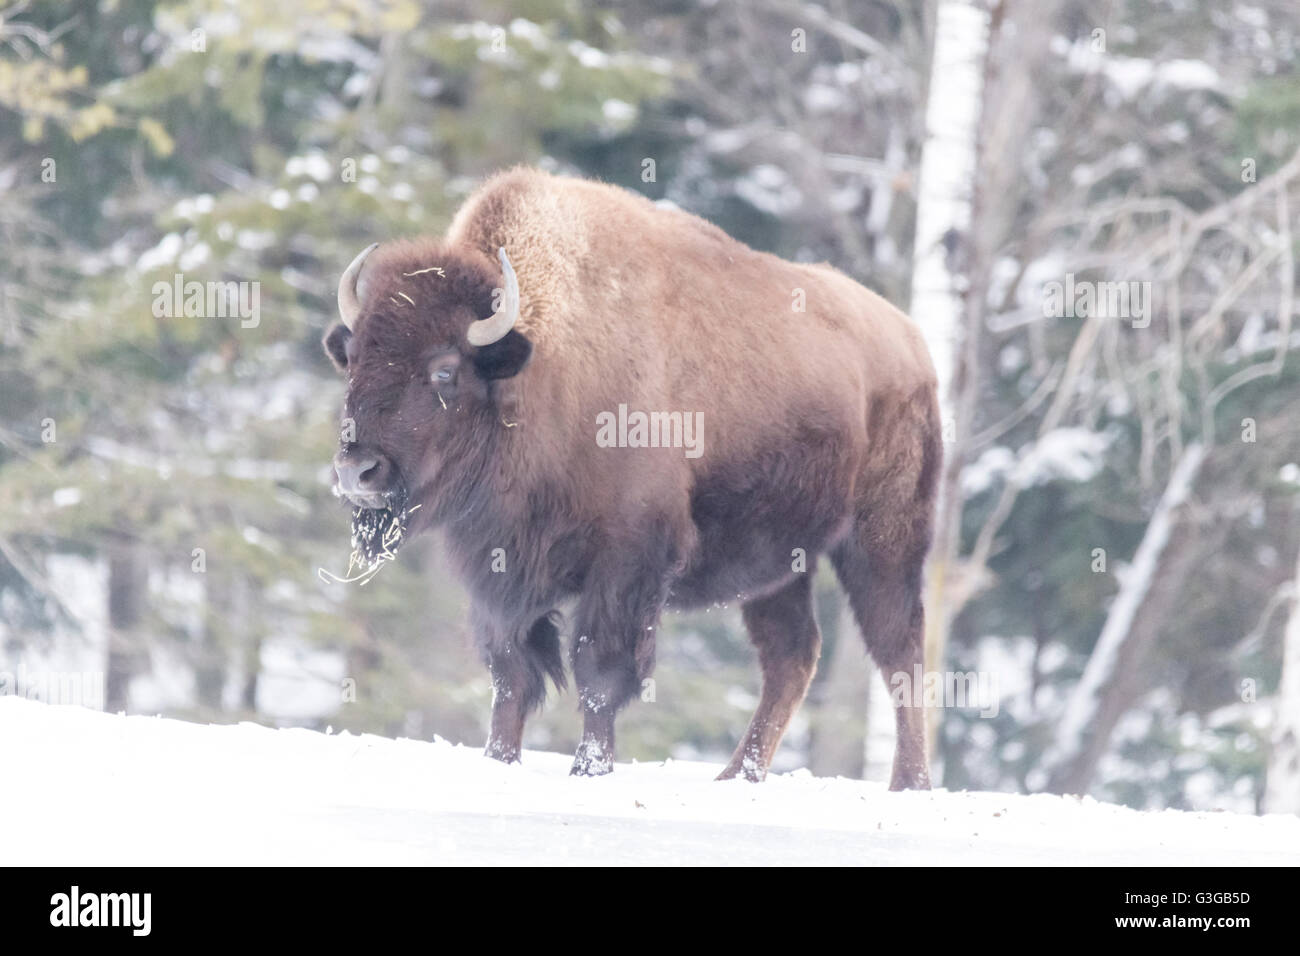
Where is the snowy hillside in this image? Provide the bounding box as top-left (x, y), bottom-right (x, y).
top-left (3, 697), bottom-right (1297, 866)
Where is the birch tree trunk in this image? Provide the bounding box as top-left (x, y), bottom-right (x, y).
top-left (863, 662), bottom-right (900, 783)
top-left (1265, 545), bottom-right (1300, 813)
top-left (807, 589), bottom-right (869, 778)
top-left (900, 0), bottom-right (992, 779)
top-left (909, 0), bottom-right (990, 415)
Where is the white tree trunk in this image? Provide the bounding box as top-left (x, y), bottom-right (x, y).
top-left (888, 0), bottom-right (991, 783)
top-left (908, 0), bottom-right (990, 414)
top-left (1043, 443), bottom-right (1206, 785)
top-left (1265, 545), bottom-right (1300, 813)
top-left (863, 663), bottom-right (898, 783)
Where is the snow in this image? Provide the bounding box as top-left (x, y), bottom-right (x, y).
top-left (1064, 46), bottom-right (1222, 99)
top-left (568, 40), bottom-right (609, 69)
top-left (255, 640), bottom-right (346, 721)
top-left (51, 487), bottom-right (82, 507)
top-left (508, 19), bottom-right (548, 49)
top-left (3, 697), bottom-right (1296, 866)
top-left (961, 428), bottom-right (1109, 495)
top-left (804, 84), bottom-right (848, 113)
top-left (172, 194), bottom-right (214, 220)
top-left (136, 232), bottom-right (182, 271)
top-left (286, 152), bottom-right (333, 182)
top-left (733, 164), bottom-right (803, 217)
top-left (601, 99), bottom-right (636, 125)
top-left (1014, 427), bottom-right (1111, 485)
top-left (1265, 545), bottom-right (1300, 813)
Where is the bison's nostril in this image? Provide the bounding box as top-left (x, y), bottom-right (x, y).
top-left (335, 455), bottom-right (385, 497)
top-left (358, 459), bottom-right (381, 486)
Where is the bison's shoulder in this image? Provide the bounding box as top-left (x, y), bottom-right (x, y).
top-left (451, 166), bottom-right (731, 252)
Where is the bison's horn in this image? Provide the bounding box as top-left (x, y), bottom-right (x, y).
top-left (338, 242), bottom-right (379, 330)
top-left (466, 247), bottom-right (520, 347)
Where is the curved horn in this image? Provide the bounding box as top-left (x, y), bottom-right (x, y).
top-left (337, 242), bottom-right (379, 330)
top-left (466, 247), bottom-right (520, 346)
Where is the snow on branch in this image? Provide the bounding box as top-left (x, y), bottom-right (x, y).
top-left (1043, 442), bottom-right (1207, 787)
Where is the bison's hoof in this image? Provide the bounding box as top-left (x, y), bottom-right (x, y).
top-left (570, 743), bottom-right (613, 776)
top-left (716, 752), bottom-right (766, 783)
top-left (716, 763), bottom-right (766, 783)
top-left (888, 767), bottom-right (932, 791)
top-left (484, 741), bottom-right (521, 764)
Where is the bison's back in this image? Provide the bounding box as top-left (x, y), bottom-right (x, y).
top-left (450, 167), bottom-right (932, 413)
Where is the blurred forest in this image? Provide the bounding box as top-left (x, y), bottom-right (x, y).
top-left (1, 0), bottom-right (1299, 815)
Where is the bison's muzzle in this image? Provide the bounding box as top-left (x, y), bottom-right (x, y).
top-left (333, 451), bottom-right (395, 510)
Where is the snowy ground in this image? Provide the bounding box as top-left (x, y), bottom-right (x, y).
top-left (3, 696), bottom-right (1297, 866)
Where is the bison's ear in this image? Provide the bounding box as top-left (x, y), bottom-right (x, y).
top-left (322, 323), bottom-right (352, 372)
top-left (472, 329), bottom-right (532, 380)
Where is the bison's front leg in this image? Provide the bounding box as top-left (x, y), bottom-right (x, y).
top-left (478, 610), bottom-right (565, 764)
top-left (484, 646), bottom-right (529, 763)
top-left (569, 543), bottom-right (677, 776)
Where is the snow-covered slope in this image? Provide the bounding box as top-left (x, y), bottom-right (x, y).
top-left (3, 697), bottom-right (1296, 865)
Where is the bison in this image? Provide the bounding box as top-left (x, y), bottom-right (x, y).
top-left (322, 167), bottom-right (940, 789)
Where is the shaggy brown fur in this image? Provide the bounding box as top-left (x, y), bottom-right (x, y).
top-left (323, 167), bottom-right (940, 788)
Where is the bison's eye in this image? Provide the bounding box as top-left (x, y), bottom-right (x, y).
top-left (429, 356), bottom-right (459, 387)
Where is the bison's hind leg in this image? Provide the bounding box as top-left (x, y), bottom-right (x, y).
top-left (830, 481), bottom-right (937, 791)
top-left (830, 535), bottom-right (931, 790)
top-left (829, 388), bottom-right (940, 791)
top-left (718, 572), bottom-right (822, 782)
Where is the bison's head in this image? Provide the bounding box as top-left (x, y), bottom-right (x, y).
top-left (322, 241), bottom-right (532, 568)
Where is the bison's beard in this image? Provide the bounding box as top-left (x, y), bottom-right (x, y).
top-left (319, 490), bottom-right (421, 586)
top-left (350, 488), bottom-right (416, 568)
